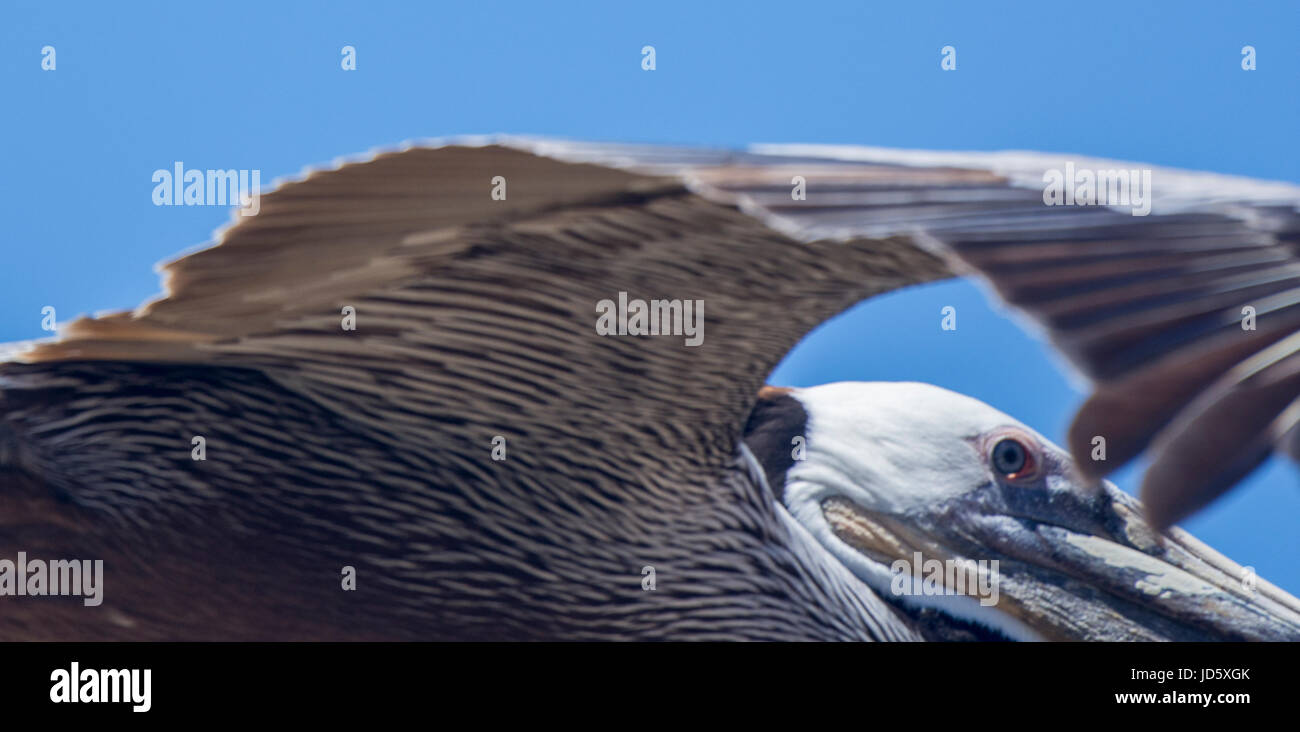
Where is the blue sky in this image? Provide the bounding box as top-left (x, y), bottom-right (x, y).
top-left (2, 1), bottom-right (1297, 592)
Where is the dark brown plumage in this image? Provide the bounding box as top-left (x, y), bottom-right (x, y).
top-left (2, 139), bottom-right (1297, 640)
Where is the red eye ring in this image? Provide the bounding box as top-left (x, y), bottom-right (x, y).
top-left (985, 429), bottom-right (1041, 482)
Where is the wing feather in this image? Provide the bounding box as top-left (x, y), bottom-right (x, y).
top-left (523, 139), bottom-right (1300, 527)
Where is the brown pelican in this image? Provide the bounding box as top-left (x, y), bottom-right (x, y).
top-left (1, 138), bottom-right (1297, 641)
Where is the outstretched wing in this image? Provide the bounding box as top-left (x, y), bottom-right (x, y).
top-left (538, 139), bottom-right (1300, 530)
top-left (16, 139), bottom-right (1300, 529)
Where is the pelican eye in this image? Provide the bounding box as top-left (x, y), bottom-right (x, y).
top-left (991, 438), bottom-right (1031, 478)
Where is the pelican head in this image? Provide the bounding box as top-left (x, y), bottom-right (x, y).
top-left (747, 381), bottom-right (1300, 641)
